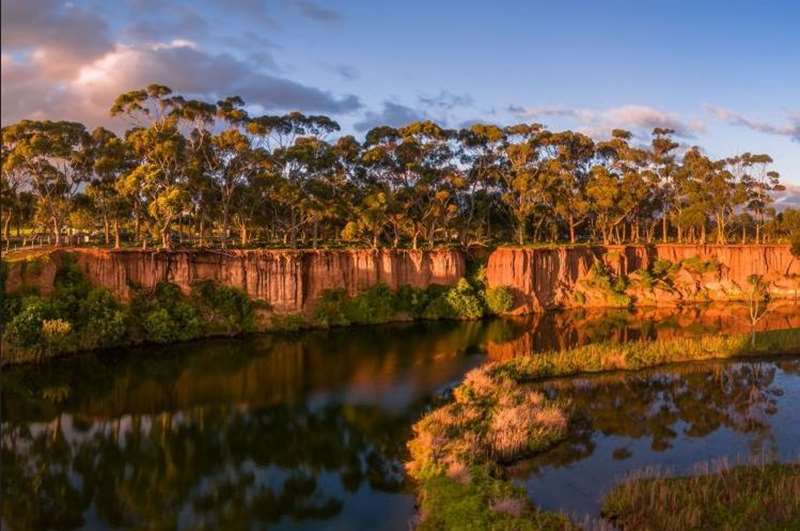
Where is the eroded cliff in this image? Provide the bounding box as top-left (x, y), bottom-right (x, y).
top-left (486, 245), bottom-right (800, 313)
top-left (4, 248), bottom-right (465, 314)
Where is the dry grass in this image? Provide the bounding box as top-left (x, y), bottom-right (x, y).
top-left (602, 459), bottom-right (800, 530)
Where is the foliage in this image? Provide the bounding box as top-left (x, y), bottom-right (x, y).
top-left (484, 286), bottom-right (514, 315)
top-left (2, 84), bottom-right (791, 249)
top-left (681, 255), bottom-right (720, 275)
top-left (602, 462), bottom-right (800, 530)
top-left (1, 264), bottom-right (262, 364)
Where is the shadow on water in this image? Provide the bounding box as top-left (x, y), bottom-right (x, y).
top-left (2, 302), bottom-right (799, 529)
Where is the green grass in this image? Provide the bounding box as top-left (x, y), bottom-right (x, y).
top-left (602, 461), bottom-right (800, 531)
top-left (492, 328), bottom-right (800, 382)
top-left (418, 465), bottom-right (575, 530)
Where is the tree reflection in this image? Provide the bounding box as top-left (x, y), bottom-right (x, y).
top-left (2, 400), bottom-right (421, 530)
top-left (512, 359), bottom-right (798, 477)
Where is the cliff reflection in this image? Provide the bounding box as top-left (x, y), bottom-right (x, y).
top-left (487, 301), bottom-right (800, 360)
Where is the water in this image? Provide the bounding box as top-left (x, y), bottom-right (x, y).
top-left (2, 303), bottom-right (799, 530)
top-left (511, 359), bottom-right (800, 521)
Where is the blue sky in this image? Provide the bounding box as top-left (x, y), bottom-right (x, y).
top-left (2, 0), bottom-right (798, 189)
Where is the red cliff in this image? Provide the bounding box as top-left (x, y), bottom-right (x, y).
top-left (487, 245), bottom-right (800, 313)
top-left (4, 248), bottom-right (465, 314)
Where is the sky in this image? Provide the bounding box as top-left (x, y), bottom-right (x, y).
top-left (2, 0), bottom-right (799, 200)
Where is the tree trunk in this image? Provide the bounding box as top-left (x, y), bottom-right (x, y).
top-left (52, 217), bottom-right (62, 246)
top-left (103, 215), bottom-right (110, 245)
top-left (113, 219), bottom-right (121, 249)
top-left (568, 214), bottom-right (576, 244)
top-left (240, 224), bottom-right (248, 246)
top-left (662, 215), bottom-right (668, 244)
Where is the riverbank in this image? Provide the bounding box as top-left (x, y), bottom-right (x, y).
top-left (405, 328), bottom-right (800, 529)
top-left (2, 244), bottom-right (799, 365)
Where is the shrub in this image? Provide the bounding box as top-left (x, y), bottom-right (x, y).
top-left (682, 255), bottom-right (719, 275)
top-left (651, 259), bottom-right (677, 278)
top-left (3, 297), bottom-right (56, 348)
top-left (394, 285), bottom-right (436, 318)
top-left (40, 319), bottom-right (73, 355)
top-left (344, 284), bottom-right (396, 324)
top-left (143, 308), bottom-right (177, 344)
top-left (80, 288), bottom-right (127, 348)
top-left (314, 289), bottom-right (351, 327)
top-left (192, 281), bottom-right (254, 334)
top-left (269, 313), bottom-right (308, 332)
top-left (484, 286), bottom-right (514, 315)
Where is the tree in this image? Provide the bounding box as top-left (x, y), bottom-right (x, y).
top-left (111, 85), bottom-right (200, 249)
top-left (2, 120), bottom-right (92, 246)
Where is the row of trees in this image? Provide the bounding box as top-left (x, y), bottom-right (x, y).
top-left (2, 84), bottom-right (797, 250)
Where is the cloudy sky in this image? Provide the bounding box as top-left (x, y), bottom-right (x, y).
top-left (2, 0), bottom-right (798, 189)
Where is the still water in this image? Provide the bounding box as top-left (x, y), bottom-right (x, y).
top-left (2, 303), bottom-right (799, 530)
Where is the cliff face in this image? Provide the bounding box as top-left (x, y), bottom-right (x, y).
top-left (487, 245), bottom-right (800, 313)
top-left (4, 248), bottom-right (465, 314)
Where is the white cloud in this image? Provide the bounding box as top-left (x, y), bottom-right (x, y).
top-left (707, 106), bottom-right (800, 142)
top-left (508, 104), bottom-right (705, 139)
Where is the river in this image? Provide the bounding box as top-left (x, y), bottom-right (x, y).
top-left (2, 303), bottom-right (799, 529)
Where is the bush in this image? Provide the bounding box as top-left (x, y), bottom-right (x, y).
top-left (4, 297), bottom-right (57, 348)
top-left (484, 286), bottom-right (514, 314)
top-left (315, 289), bottom-right (351, 327)
top-left (424, 278), bottom-right (485, 320)
top-left (40, 319), bottom-right (73, 355)
top-left (80, 289), bottom-right (127, 348)
top-left (192, 281), bottom-right (254, 334)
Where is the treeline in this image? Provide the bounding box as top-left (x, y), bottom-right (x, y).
top-left (2, 84), bottom-right (798, 250)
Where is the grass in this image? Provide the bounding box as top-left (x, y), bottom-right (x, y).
top-left (602, 460), bottom-right (800, 531)
top-left (406, 327), bottom-right (800, 529)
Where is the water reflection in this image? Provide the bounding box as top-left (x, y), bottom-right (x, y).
top-left (511, 359), bottom-right (800, 519)
top-left (2, 303), bottom-right (799, 529)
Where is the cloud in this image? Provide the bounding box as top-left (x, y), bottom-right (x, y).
top-left (288, 0), bottom-right (340, 22)
top-left (507, 104), bottom-right (705, 139)
top-left (1, 0), bottom-right (114, 79)
top-left (418, 91), bottom-right (474, 110)
top-left (121, 6), bottom-right (210, 44)
top-left (354, 101), bottom-right (428, 132)
top-left (773, 183), bottom-right (800, 211)
top-left (321, 63), bottom-right (360, 81)
top-left (707, 106), bottom-right (800, 142)
top-left (3, 41), bottom-right (362, 127)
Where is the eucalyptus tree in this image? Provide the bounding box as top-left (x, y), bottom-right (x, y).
top-left (547, 131), bottom-right (595, 243)
top-left (649, 128), bottom-right (679, 243)
top-left (111, 84), bottom-right (215, 249)
top-left (1, 120), bottom-right (92, 245)
top-left (86, 127), bottom-right (135, 247)
top-left (496, 123), bottom-right (553, 245)
top-left (457, 124), bottom-right (507, 246)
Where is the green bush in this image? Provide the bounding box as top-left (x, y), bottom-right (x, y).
top-left (192, 281), bottom-right (255, 334)
top-left (344, 284), bottom-right (396, 324)
top-left (484, 286), bottom-right (514, 314)
top-left (3, 297), bottom-right (56, 348)
top-left (424, 278), bottom-right (485, 320)
top-left (682, 255), bottom-right (719, 275)
top-left (80, 288), bottom-right (126, 348)
top-left (394, 285), bottom-right (436, 318)
top-left (143, 308), bottom-right (177, 344)
top-left (315, 288), bottom-right (351, 327)
top-left (791, 230), bottom-right (800, 258)
top-left (269, 313), bottom-right (308, 332)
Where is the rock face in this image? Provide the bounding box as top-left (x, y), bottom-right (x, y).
top-left (4, 248), bottom-right (465, 314)
top-left (487, 245), bottom-right (800, 313)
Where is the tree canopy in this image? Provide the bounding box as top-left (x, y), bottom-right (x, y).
top-left (2, 84), bottom-right (796, 250)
